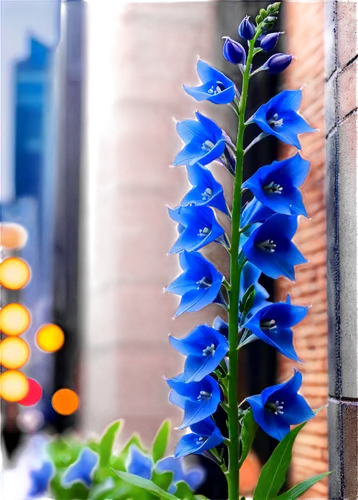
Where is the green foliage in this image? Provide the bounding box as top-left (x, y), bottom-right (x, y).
top-left (152, 420), bottom-right (171, 463)
top-left (276, 472), bottom-right (332, 500)
top-left (114, 471), bottom-right (179, 500)
top-left (239, 284), bottom-right (256, 315)
top-left (238, 409), bottom-right (258, 468)
top-left (98, 420), bottom-right (122, 467)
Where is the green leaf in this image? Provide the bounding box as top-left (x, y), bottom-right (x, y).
top-left (113, 471), bottom-right (178, 500)
top-left (174, 481), bottom-right (196, 500)
top-left (152, 419), bottom-right (171, 462)
top-left (238, 409), bottom-right (258, 468)
top-left (276, 472), bottom-right (332, 500)
top-left (259, 8), bottom-right (267, 20)
top-left (194, 496), bottom-right (209, 500)
top-left (152, 471), bottom-right (174, 492)
top-left (253, 422), bottom-right (307, 500)
top-left (240, 284), bottom-right (256, 315)
top-left (98, 420), bottom-right (122, 467)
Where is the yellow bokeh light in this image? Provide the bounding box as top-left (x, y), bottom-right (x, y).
top-left (0, 303), bottom-right (31, 336)
top-left (0, 370), bottom-right (29, 402)
top-left (36, 324), bottom-right (65, 353)
top-left (0, 223), bottom-right (28, 250)
top-left (51, 389), bottom-right (79, 415)
top-left (0, 257), bottom-right (31, 290)
top-left (0, 337), bottom-right (30, 369)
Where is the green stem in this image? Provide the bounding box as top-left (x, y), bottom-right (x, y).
top-left (226, 36), bottom-right (258, 500)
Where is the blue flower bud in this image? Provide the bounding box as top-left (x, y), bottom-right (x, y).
top-left (223, 37), bottom-right (246, 65)
top-left (238, 16), bottom-right (256, 40)
top-left (259, 32), bottom-right (283, 51)
top-left (264, 53), bottom-right (292, 74)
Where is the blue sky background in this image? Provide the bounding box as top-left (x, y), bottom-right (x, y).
top-left (1, 0), bottom-right (61, 202)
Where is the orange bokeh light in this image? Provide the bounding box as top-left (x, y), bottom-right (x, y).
top-left (51, 389), bottom-right (79, 415)
top-left (0, 303), bottom-right (31, 336)
top-left (0, 337), bottom-right (30, 369)
top-left (36, 324), bottom-right (65, 353)
top-left (0, 257), bottom-right (31, 290)
top-left (0, 223), bottom-right (28, 250)
top-left (0, 370), bottom-right (29, 402)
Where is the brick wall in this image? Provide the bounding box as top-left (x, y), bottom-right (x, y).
top-left (277, 2), bottom-right (328, 498)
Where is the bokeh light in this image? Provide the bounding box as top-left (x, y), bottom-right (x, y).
top-left (0, 303), bottom-right (31, 336)
top-left (0, 337), bottom-right (30, 369)
top-left (0, 257), bottom-right (31, 290)
top-left (51, 388), bottom-right (79, 415)
top-left (18, 378), bottom-right (43, 407)
top-left (0, 223), bottom-right (28, 250)
top-left (0, 370), bottom-right (29, 402)
top-left (36, 324), bottom-right (65, 352)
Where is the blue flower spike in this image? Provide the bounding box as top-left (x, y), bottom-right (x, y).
top-left (174, 418), bottom-right (224, 458)
top-left (181, 164), bottom-right (228, 214)
top-left (157, 456), bottom-right (206, 492)
top-left (243, 298), bottom-right (308, 360)
top-left (184, 60), bottom-right (236, 104)
top-left (238, 16), bottom-right (256, 40)
top-left (165, 251), bottom-right (224, 316)
top-left (241, 198), bottom-right (276, 227)
top-left (242, 213), bottom-right (307, 281)
top-left (169, 324), bottom-right (229, 382)
top-left (240, 261), bottom-right (270, 315)
top-left (126, 445), bottom-right (153, 480)
top-left (259, 32), bottom-right (283, 51)
top-left (168, 205), bottom-right (225, 254)
top-left (247, 89), bottom-right (316, 149)
top-left (223, 37), bottom-right (246, 65)
top-left (167, 374), bottom-right (221, 428)
top-left (62, 448), bottom-right (99, 488)
top-left (242, 153), bottom-right (310, 217)
top-left (247, 370), bottom-right (315, 441)
top-left (263, 53), bottom-right (293, 74)
top-left (28, 461), bottom-right (54, 497)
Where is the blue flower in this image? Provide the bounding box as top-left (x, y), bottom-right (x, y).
top-left (241, 198), bottom-right (275, 227)
top-left (223, 38), bottom-right (246, 65)
top-left (262, 53), bottom-right (293, 74)
top-left (126, 445), bottom-right (153, 480)
top-left (184, 60), bottom-right (235, 104)
top-left (173, 112), bottom-right (226, 167)
top-left (242, 213), bottom-right (307, 281)
top-left (248, 90), bottom-right (316, 149)
top-left (174, 418), bottom-right (224, 458)
top-left (240, 261), bottom-right (270, 315)
top-left (242, 153), bottom-right (309, 217)
top-left (238, 16), bottom-right (255, 40)
top-left (259, 32), bottom-right (283, 51)
top-left (156, 456), bottom-right (205, 492)
top-left (165, 251), bottom-right (224, 316)
top-left (213, 316), bottom-right (228, 337)
top-left (243, 297), bottom-right (307, 360)
top-left (62, 448), bottom-right (99, 488)
top-left (247, 370), bottom-right (314, 440)
top-left (167, 374), bottom-right (221, 428)
top-left (28, 461), bottom-right (54, 497)
top-left (169, 324), bottom-right (229, 382)
top-left (168, 205), bottom-right (225, 254)
top-left (181, 164), bottom-right (228, 214)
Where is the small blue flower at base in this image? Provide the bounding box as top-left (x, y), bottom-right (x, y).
top-left (165, 251), bottom-right (224, 317)
top-left (156, 456), bottom-right (206, 493)
top-left (242, 213), bottom-right (307, 281)
top-left (223, 38), bottom-right (246, 65)
top-left (259, 32), bottom-right (283, 51)
top-left (169, 324), bottom-right (229, 382)
top-left (126, 445), bottom-right (153, 480)
top-left (243, 297), bottom-right (308, 360)
top-left (167, 374), bottom-right (221, 428)
top-left (248, 89), bottom-right (316, 149)
top-left (242, 153), bottom-right (310, 217)
top-left (173, 112), bottom-right (226, 167)
top-left (181, 163), bottom-right (228, 214)
top-left (247, 370), bottom-right (315, 441)
top-left (238, 16), bottom-right (255, 40)
top-left (241, 198), bottom-right (275, 227)
top-left (174, 418), bottom-right (224, 459)
top-left (184, 60), bottom-right (236, 104)
top-left (240, 261), bottom-right (270, 315)
top-left (62, 448), bottom-right (99, 488)
top-left (262, 53), bottom-right (293, 74)
top-left (168, 205), bottom-right (225, 254)
top-left (28, 461), bottom-right (54, 497)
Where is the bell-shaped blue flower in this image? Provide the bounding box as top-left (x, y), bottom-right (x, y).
top-left (242, 153), bottom-right (309, 217)
top-left (262, 53), bottom-right (293, 74)
top-left (165, 251), bottom-right (224, 316)
top-left (242, 213), bottom-right (307, 281)
top-left (243, 297), bottom-right (307, 360)
top-left (126, 445), bottom-right (153, 480)
top-left (181, 164), bottom-right (228, 214)
top-left (259, 32), bottom-right (283, 51)
top-left (241, 198), bottom-right (275, 227)
top-left (248, 90), bottom-right (316, 149)
top-left (238, 16), bottom-right (255, 40)
top-left (156, 456), bottom-right (205, 492)
top-left (247, 370), bottom-right (314, 440)
top-left (169, 324), bottom-right (229, 382)
top-left (223, 37), bottom-right (246, 65)
top-left (174, 418), bottom-right (224, 458)
top-left (168, 205), bottom-right (225, 254)
top-left (184, 60), bottom-right (235, 104)
top-left (213, 316), bottom-right (228, 337)
top-left (62, 448), bottom-right (99, 488)
top-left (173, 112), bottom-right (227, 167)
top-left (240, 261), bottom-right (270, 315)
top-left (28, 461), bottom-right (54, 497)
top-left (167, 374), bottom-right (221, 428)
